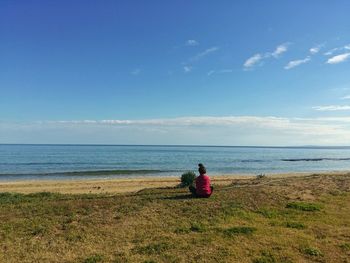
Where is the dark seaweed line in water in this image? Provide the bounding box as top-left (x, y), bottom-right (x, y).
top-left (0, 162), bottom-right (143, 166)
top-left (282, 158), bottom-right (350, 162)
top-left (0, 169), bottom-right (165, 177)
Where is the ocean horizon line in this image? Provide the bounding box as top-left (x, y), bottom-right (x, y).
top-left (1, 143), bottom-right (350, 149)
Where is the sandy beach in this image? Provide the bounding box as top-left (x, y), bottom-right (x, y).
top-left (0, 175), bottom-right (247, 194)
top-left (0, 171), bottom-right (346, 194)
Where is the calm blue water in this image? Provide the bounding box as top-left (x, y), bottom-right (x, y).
top-left (0, 144), bottom-right (350, 181)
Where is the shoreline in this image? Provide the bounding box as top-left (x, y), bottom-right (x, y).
top-left (0, 171), bottom-right (348, 194)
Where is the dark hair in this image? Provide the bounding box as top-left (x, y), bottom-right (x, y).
top-left (198, 163), bottom-right (206, 174)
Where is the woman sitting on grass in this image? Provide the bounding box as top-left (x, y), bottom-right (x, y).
top-left (189, 163), bottom-right (213, 198)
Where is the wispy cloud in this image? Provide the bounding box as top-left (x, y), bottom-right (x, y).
top-left (42, 116), bottom-right (350, 131)
top-left (310, 44), bottom-right (324, 54)
top-left (189, 46), bottom-right (219, 62)
top-left (324, 47), bottom-right (340, 56)
top-left (40, 116), bottom-right (350, 131)
top-left (186, 39), bottom-right (199, 46)
top-left (182, 46), bottom-right (219, 72)
top-left (207, 69), bottom-right (233, 76)
top-left (312, 105), bottom-right (350, 111)
top-left (341, 95), bottom-right (350, 100)
top-left (284, 56), bottom-right (311, 70)
top-left (183, 66), bottom-right (192, 73)
top-left (207, 70), bottom-right (215, 76)
top-left (324, 44), bottom-right (350, 56)
top-left (131, 68), bottom-right (141, 75)
top-left (243, 43), bottom-right (290, 70)
top-left (271, 43), bottom-right (289, 58)
top-left (326, 52), bottom-right (350, 64)
top-left (243, 54), bottom-right (263, 69)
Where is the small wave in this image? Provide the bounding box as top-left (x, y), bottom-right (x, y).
top-left (281, 158), bottom-right (350, 162)
top-left (240, 159), bottom-right (267, 163)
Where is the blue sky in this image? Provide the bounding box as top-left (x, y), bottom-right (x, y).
top-left (1, 1), bottom-right (350, 145)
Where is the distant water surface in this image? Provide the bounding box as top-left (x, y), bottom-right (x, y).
top-left (0, 144), bottom-right (349, 181)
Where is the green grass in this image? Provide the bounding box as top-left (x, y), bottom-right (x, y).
top-left (222, 226), bottom-right (256, 236)
top-left (134, 242), bottom-right (171, 255)
top-left (285, 221), bottom-right (306, 229)
top-left (252, 251), bottom-right (276, 263)
top-left (0, 173), bottom-right (350, 262)
top-left (286, 201), bottom-right (322, 211)
top-left (257, 208), bottom-right (279, 218)
top-left (83, 254), bottom-right (104, 263)
top-left (302, 247), bottom-right (323, 257)
top-left (339, 242), bottom-right (350, 251)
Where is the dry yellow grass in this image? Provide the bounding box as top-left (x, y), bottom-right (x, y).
top-left (1, 172), bottom-right (350, 262)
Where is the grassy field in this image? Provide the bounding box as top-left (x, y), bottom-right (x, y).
top-left (1, 173), bottom-right (350, 263)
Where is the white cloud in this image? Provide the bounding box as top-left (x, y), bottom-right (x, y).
top-left (310, 48), bottom-right (319, 54)
top-left (243, 53), bottom-right (263, 69)
top-left (324, 47), bottom-right (340, 56)
top-left (341, 95), bottom-right (350, 100)
top-left (190, 46), bottom-right (219, 62)
top-left (284, 56), bottom-right (311, 70)
top-left (243, 43), bottom-right (290, 69)
top-left (326, 52), bottom-right (350, 64)
top-left (183, 46), bottom-right (219, 71)
top-left (183, 66), bottom-right (192, 73)
top-left (312, 105), bottom-right (350, 111)
top-left (131, 69), bottom-right (141, 75)
top-left (186, 40), bottom-right (199, 46)
top-left (207, 69), bottom-right (233, 76)
top-left (324, 44), bottom-right (350, 56)
top-left (39, 116), bottom-right (348, 131)
top-left (311, 117), bottom-right (350, 122)
top-left (3, 116), bottom-right (350, 145)
top-left (310, 44), bottom-right (323, 54)
top-left (271, 43), bottom-right (289, 58)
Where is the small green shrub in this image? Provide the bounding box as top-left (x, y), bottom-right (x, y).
top-left (113, 252), bottom-right (128, 263)
top-left (180, 171), bottom-right (196, 187)
top-left (285, 222), bottom-right (306, 229)
top-left (135, 242), bottom-right (171, 255)
top-left (0, 192), bottom-right (26, 204)
top-left (339, 242), bottom-right (350, 251)
top-left (253, 251), bottom-right (276, 263)
top-left (257, 208), bottom-right (278, 218)
top-left (256, 174), bottom-right (266, 179)
top-left (190, 222), bottom-right (206, 232)
top-left (223, 226), bottom-right (256, 237)
top-left (31, 225), bottom-right (47, 236)
top-left (27, 192), bottom-right (60, 199)
top-left (286, 202), bottom-right (322, 211)
top-left (302, 247), bottom-right (323, 257)
top-left (83, 254), bottom-right (104, 263)
top-left (65, 232), bottom-right (83, 242)
top-left (174, 227), bottom-right (190, 234)
top-left (0, 192), bottom-right (63, 204)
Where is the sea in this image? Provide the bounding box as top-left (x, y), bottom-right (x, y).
top-left (0, 144), bottom-right (350, 181)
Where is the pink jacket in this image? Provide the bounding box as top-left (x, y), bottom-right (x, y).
top-left (195, 174), bottom-right (212, 197)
